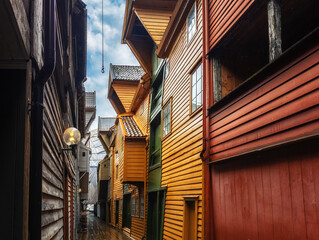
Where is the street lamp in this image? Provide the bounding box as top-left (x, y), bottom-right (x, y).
top-left (60, 127), bottom-right (81, 156)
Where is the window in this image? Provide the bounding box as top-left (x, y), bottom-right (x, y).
top-left (164, 61), bottom-right (169, 79)
top-left (162, 99), bottom-right (172, 137)
top-left (136, 196), bottom-right (139, 217)
top-left (140, 196), bottom-right (144, 218)
top-left (116, 165), bottom-right (118, 179)
top-left (132, 198), bottom-right (136, 216)
top-left (115, 152), bottom-right (119, 164)
top-left (115, 152), bottom-right (119, 179)
top-left (191, 63), bottom-right (202, 112)
top-left (187, 4), bottom-right (196, 43)
top-left (140, 102), bottom-right (144, 114)
top-left (82, 152), bottom-right (86, 157)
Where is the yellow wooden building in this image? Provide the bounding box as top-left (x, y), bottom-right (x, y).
top-left (106, 64), bottom-right (151, 239)
top-left (122, 0), bottom-right (204, 239)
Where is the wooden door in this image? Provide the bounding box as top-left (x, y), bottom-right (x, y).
top-left (122, 194), bottom-right (131, 229)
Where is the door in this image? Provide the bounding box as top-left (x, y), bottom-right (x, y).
top-left (122, 193), bottom-right (131, 229)
top-left (147, 190), bottom-right (166, 240)
top-left (115, 199), bottom-right (119, 225)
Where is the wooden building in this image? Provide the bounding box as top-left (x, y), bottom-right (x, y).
top-left (98, 117), bottom-right (116, 223)
top-left (201, 0), bottom-right (319, 239)
top-left (0, 0), bottom-right (87, 239)
top-left (107, 64), bottom-right (150, 239)
top-left (122, 0), bottom-right (204, 239)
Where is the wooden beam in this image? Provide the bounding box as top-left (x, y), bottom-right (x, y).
top-left (213, 56), bottom-right (222, 103)
top-left (268, 0), bottom-right (282, 61)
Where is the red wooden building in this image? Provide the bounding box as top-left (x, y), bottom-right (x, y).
top-left (202, 0), bottom-right (319, 239)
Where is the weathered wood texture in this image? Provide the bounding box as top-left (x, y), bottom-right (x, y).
top-left (210, 140), bottom-right (319, 240)
top-left (209, 40), bottom-right (319, 162)
top-left (268, 0), bottom-right (282, 61)
top-left (161, 0), bottom-right (203, 239)
top-left (113, 82), bottom-right (138, 112)
top-left (208, 0), bottom-right (255, 49)
top-left (42, 78), bottom-right (75, 240)
top-left (124, 140), bottom-right (146, 182)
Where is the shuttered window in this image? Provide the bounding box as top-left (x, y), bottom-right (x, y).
top-left (162, 99), bottom-right (172, 138)
top-left (187, 4), bottom-right (196, 43)
top-left (191, 63), bottom-right (202, 112)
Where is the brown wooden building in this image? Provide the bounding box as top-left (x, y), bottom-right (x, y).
top-left (201, 0), bottom-right (319, 239)
top-left (107, 64), bottom-right (150, 239)
top-left (0, 0), bottom-right (87, 239)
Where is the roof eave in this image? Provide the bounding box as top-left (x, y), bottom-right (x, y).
top-left (156, 0), bottom-right (195, 58)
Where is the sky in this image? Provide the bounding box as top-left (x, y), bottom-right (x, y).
top-left (85, 0), bottom-right (139, 130)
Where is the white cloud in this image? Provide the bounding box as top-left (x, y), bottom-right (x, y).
top-left (85, 0), bottom-right (141, 131)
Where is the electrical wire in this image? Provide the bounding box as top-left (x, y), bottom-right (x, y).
top-left (101, 0), bottom-right (105, 73)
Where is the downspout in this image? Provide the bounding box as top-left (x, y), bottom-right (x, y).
top-left (29, 0), bottom-right (56, 239)
top-left (200, 0), bottom-right (213, 239)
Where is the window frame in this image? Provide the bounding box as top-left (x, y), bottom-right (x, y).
top-left (140, 196), bottom-right (144, 218)
top-left (190, 62), bottom-right (203, 115)
top-left (187, 3), bottom-right (197, 43)
top-left (162, 97), bottom-right (172, 139)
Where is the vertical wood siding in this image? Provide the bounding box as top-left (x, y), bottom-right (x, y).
top-left (210, 141), bottom-right (319, 240)
top-left (208, 0), bottom-right (255, 49)
top-left (161, 1), bottom-right (203, 239)
top-left (41, 78), bottom-right (75, 240)
top-left (209, 42), bottom-right (319, 162)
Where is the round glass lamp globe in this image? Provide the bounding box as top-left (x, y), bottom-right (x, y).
top-left (63, 127), bottom-right (81, 146)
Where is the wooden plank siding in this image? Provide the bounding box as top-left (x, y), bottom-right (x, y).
top-left (161, 0), bottom-right (203, 239)
top-left (135, 94), bottom-right (150, 133)
top-left (113, 82), bottom-right (138, 112)
top-left (41, 77), bottom-right (76, 240)
top-left (209, 40), bottom-right (319, 162)
top-left (124, 140), bottom-right (146, 182)
top-left (210, 139), bottom-right (319, 240)
top-left (208, 0), bottom-right (255, 49)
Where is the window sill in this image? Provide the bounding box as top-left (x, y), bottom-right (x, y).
top-left (162, 131), bottom-right (172, 141)
top-left (189, 105), bottom-right (202, 118)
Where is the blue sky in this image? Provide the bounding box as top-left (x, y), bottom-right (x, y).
top-left (85, 0), bottom-right (139, 129)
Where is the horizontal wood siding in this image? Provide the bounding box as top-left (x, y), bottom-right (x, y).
top-left (113, 83), bottom-right (138, 112)
top-left (208, 0), bottom-right (255, 49)
top-left (210, 140), bottom-right (319, 239)
top-left (124, 140), bottom-right (146, 182)
top-left (135, 94), bottom-right (150, 132)
top-left (162, 0), bottom-right (203, 239)
top-left (42, 78), bottom-right (75, 240)
top-left (209, 42), bottom-right (319, 161)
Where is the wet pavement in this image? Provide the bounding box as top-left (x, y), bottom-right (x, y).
top-left (77, 211), bottom-right (130, 240)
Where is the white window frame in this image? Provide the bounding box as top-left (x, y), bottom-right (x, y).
top-left (187, 4), bottom-right (197, 43)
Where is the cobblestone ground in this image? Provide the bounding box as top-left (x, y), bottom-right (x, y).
top-left (77, 211), bottom-right (131, 240)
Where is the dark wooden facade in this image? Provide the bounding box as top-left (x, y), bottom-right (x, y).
top-left (202, 0), bottom-right (319, 239)
top-left (0, 0), bottom-right (87, 239)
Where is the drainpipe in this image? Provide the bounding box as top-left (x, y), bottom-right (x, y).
top-left (29, 0), bottom-right (56, 239)
top-left (200, 0), bottom-right (213, 239)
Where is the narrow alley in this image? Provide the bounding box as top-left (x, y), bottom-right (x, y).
top-left (78, 212), bottom-right (131, 240)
